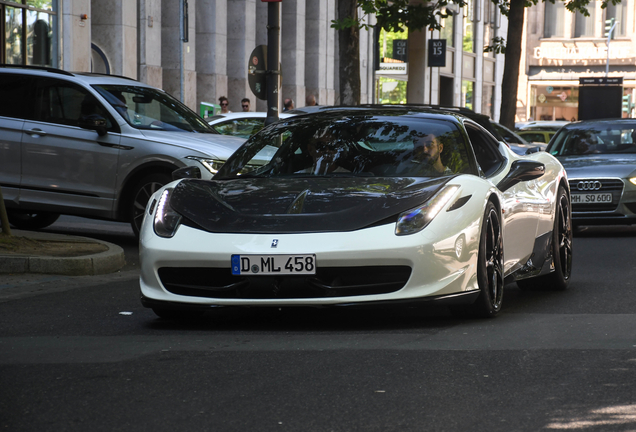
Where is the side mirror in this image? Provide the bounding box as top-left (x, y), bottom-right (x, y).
top-left (172, 166), bottom-right (201, 180)
top-left (78, 114), bottom-right (108, 136)
top-left (497, 160), bottom-right (545, 192)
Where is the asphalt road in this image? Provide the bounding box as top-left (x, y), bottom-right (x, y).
top-left (1, 218), bottom-right (636, 431)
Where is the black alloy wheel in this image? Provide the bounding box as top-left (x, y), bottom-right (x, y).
top-left (130, 173), bottom-right (171, 237)
top-left (517, 185), bottom-right (572, 291)
top-left (471, 202), bottom-right (504, 317)
top-left (451, 201), bottom-right (504, 318)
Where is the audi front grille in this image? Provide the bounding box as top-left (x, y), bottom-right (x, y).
top-left (568, 178), bottom-right (624, 212)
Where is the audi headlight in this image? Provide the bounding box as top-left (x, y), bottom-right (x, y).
top-left (186, 156), bottom-right (225, 175)
top-left (629, 177), bottom-right (636, 186)
top-left (395, 185), bottom-right (459, 236)
top-left (154, 188), bottom-right (182, 238)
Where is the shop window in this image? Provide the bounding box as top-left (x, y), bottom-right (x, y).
top-left (574, 1), bottom-right (596, 38)
top-left (2, 1), bottom-right (56, 66)
top-left (543, 2), bottom-right (565, 38)
top-left (462, 80), bottom-right (474, 110)
top-left (440, 13), bottom-right (454, 48)
top-left (606, 2), bottom-right (627, 37)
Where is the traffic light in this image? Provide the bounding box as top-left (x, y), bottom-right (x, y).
top-left (605, 18), bottom-right (616, 39)
top-left (622, 94), bottom-right (632, 113)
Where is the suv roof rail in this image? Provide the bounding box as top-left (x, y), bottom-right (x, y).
top-left (73, 72), bottom-right (139, 81)
top-left (0, 64), bottom-right (75, 76)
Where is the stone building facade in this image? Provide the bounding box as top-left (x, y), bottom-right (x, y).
top-left (2, 0), bottom-right (508, 121)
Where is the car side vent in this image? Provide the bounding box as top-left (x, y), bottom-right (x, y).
top-left (447, 195), bottom-right (471, 212)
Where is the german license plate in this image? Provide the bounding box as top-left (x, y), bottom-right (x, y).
top-left (231, 254), bottom-right (316, 275)
top-left (571, 193), bottom-right (612, 204)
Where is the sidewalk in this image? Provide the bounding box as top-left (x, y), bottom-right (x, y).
top-left (0, 229), bottom-right (125, 276)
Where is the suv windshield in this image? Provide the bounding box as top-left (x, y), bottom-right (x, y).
top-left (93, 85), bottom-right (216, 133)
top-left (548, 121), bottom-right (636, 156)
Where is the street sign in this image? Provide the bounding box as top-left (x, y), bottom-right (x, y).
top-left (579, 77), bottom-right (623, 86)
top-left (428, 39), bottom-right (446, 67)
top-left (393, 40), bottom-right (408, 62)
top-left (248, 45), bottom-right (267, 100)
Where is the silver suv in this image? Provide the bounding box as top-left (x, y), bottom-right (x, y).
top-left (0, 66), bottom-right (245, 236)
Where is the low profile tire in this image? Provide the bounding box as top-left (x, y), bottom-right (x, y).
top-left (467, 201), bottom-right (504, 318)
top-left (7, 210), bottom-right (60, 230)
top-left (517, 185), bottom-right (572, 291)
top-left (130, 173), bottom-right (171, 237)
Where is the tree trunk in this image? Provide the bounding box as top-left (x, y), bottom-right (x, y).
top-left (498, 0), bottom-right (526, 129)
top-left (0, 186), bottom-right (12, 236)
top-left (338, 0), bottom-right (361, 105)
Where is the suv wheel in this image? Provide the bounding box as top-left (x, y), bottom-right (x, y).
top-left (7, 210), bottom-right (60, 230)
top-left (130, 173), bottom-right (171, 237)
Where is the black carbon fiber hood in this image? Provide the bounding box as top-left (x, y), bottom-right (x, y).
top-left (169, 177), bottom-right (452, 233)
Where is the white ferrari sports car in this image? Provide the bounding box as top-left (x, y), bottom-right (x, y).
top-left (139, 108), bottom-right (573, 319)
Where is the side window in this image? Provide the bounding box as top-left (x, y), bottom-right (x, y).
top-left (35, 80), bottom-right (113, 129)
top-left (213, 118), bottom-right (265, 138)
top-left (466, 124), bottom-right (505, 177)
top-left (0, 74), bottom-right (35, 120)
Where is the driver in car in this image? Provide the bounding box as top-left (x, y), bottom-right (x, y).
top-left (411, 133), bottom-right (453, 176)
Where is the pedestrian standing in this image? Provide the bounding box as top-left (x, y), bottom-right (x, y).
top-left (219, 96), bottom-right (231, 113)
top-left (241, 98), bottom-right (251, 112)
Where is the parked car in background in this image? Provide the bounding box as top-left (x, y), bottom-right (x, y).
top-left (491, 122), bottom-right (546, 155)
top-left (0, 65), bottom-right (246, 236)
top-left (546, 119), bottom-right (636, 228)
top-left (517, 120), bottom-right (570, 131)
top-left (517, 129), bottom-right (556, 146)
top-left (208, 112), bottom-right (294, 138)
top-left (140, 107), bottom-right (572, 320)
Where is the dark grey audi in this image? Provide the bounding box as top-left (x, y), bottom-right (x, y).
top-left (547, 118), bottom-right (636, 228)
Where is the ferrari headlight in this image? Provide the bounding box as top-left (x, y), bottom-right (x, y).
top-left (395, 185), bottom-right (459, 236)
top-left (154, 188), bottom-right (182, 238)
top-left (186, 156), bottom-right (225, 175)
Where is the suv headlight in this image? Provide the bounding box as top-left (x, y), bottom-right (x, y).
top-left (395, 185), bottom-right (459, 236)
top-left (186, 156), bottom-right (225, 175)
top-left (154, 188), bottom-right (182, 238)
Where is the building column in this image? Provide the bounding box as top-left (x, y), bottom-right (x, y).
top-left (62, 0), bottom-right (91, 72)
top-left (196, 0), bottom-right (228, 111)
top-left (281, 0), bottom-right (305, 107)
top-left (91, 0), bottom-right (137, 79)
top-left (406, 30), bottom-right (428, 104)
top-left (138, 0), bottom-right (162, 88)
top-left (227, 0), bottom-right (256, 113)
top-left (305, 1), bottom-right (333, 106)
top-left (162, 0), bottom-right (196, 109)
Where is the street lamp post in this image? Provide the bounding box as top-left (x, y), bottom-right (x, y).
top-left (605, 18), bottom-right (617, 78)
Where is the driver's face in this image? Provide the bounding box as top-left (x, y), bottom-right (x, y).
top-left (413, 135), bottom-right (442, 163)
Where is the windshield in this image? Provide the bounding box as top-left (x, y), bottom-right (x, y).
top-left (215, 113), bottom-right (476, 179)
top-left (93, 85), bottom-right (216, 133)
top-left (548, 122), bottom-right (636, 156)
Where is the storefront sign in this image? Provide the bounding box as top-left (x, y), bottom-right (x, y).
top-left (378, 62), bottom-right (408, 75)
top-left (533, 46), bottom-right (632, 60)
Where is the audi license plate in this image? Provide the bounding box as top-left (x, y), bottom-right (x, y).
top-left (571, 193), bottom-right (612, 204)
top-left (231, 254), bottom-right (316, 275)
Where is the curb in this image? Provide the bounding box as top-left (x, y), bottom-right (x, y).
top-left (0, 230), bottom-right (125, 276)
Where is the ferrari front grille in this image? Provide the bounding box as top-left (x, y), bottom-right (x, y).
top-left (158, 266), bottom-right (411, 299)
